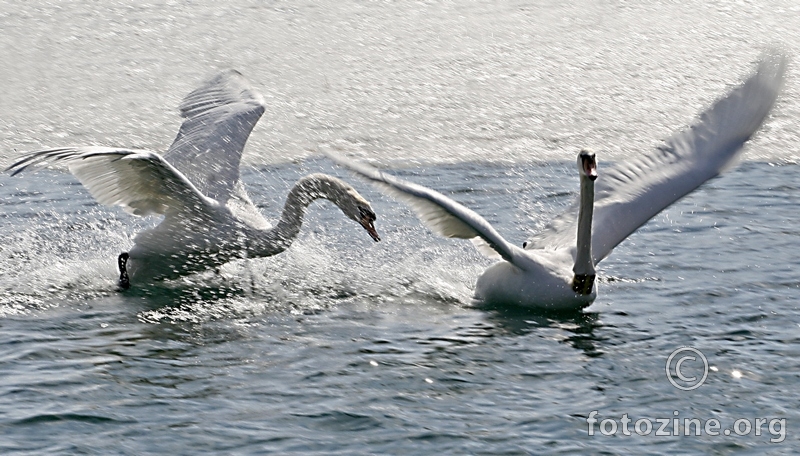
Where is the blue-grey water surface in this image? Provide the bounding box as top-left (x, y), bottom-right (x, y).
top-left (2, 160), bottom-right (800, 454)
top-left (2, 1), bottom-right (800, 454)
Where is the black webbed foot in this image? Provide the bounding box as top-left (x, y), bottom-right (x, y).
top-left (118, 252), bottom-right (130, 290)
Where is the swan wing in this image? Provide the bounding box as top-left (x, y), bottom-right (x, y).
top-left (7, 146), bottom-right (217, 217)
top-left (324, 150), bottom-right (523, 265)
top-left (527, 51), bottom-right (787, 263)
top-left (163, 70), bottom-right (267, 203)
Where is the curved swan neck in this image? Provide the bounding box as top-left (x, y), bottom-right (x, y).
top-left (573, 174), bottom-right (596, 277)
top-left (252, 174), bottom-right (354, 256)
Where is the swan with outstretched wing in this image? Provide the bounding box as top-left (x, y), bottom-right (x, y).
top-left (326, 52), bottom-right (786, 309)
top-left (8, 70), bottom-right (380, 288)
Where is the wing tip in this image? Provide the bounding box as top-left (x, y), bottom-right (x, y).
top-left (5, 147), bottom-right (78, 176)
top-left (319, 145), bottom-right (386, 181)
top-left (178, 69), bottom-right (267, 117)
top-left (753, 47), bottom-right (789, 96)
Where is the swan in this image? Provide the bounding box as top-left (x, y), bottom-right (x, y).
top-left (7, 70), bottom-right (380, 289)
top-left (325, 52), bottom-right (786, 310)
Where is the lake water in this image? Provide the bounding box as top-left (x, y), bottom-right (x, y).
top-left (2, 1), bottom-right (800, 454)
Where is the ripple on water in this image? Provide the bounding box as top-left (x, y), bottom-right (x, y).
top-left (1, 161), bottom-right (799, 454)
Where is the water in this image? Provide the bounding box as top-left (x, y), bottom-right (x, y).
top-left (2, 1), bottom-right (800, 454)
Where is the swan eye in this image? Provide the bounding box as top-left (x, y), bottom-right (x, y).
top-left (359, 206), bottom-right (376, 221)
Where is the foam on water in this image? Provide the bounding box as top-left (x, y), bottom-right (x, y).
top-left (0, 162), bottom-right (489, 323)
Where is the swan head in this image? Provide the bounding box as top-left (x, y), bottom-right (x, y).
top-left (357, 204), bottom-right (380, 242)
top-left (339, 186), bottom-right (380, 242)
top-left (297, 173), bottom-right (381, 242)
top-left (577, 149), bottom-right (598, 181)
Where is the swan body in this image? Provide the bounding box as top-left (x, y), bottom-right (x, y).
top-left (325, 52), bottom-right (786, 310)
top-left (7, 70), bottom-right (380, 287)
top-left (476, 249), bottom-right (596, 308)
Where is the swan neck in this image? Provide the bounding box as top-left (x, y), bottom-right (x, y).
top-left (573, 174), bottom-right (595, 277)
top-left (251, 174), bottom-right (352, 256)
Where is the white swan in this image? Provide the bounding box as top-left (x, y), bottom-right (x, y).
top-left (7, 70), bottom-right (380, 288)
top-left (325, 52), bottom-right (786, 310)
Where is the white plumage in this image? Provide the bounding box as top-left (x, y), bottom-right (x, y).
top-left (8, 70), bottom-right (380, 287)
top-left (326, 51), bottom-right (787, 310)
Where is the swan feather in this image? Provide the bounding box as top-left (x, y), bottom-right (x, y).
top-left (163, 69), bottom-right (267, 203)
top-left (526, 50), bottom-right (787, 264)
top-left (322, 149), bottom-right (522, 264)
top-left (7, 146), bottom-right (216, 217)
